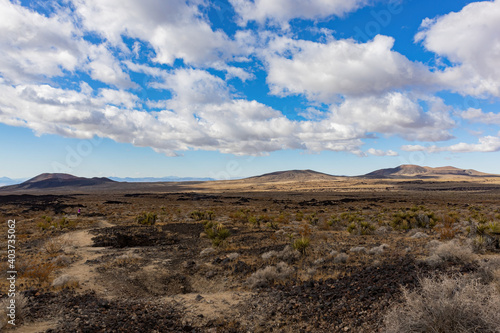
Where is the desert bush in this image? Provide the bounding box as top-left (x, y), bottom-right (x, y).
top-left (476, 257), bottom-right (500, 286)
top-left (437, 212), bottom-right (459, 240)
top-left (347, 220), bottom-right (375, 235)
top-left (205, 223), bottom-right (231, 247)
top-left (469, 219), bottom-right (500, 252)
top-left (292, 237), bottom-right (310, 255)
top-left (0, 293), bottom-right (28, 328)
top-left (306, 212), bottom-right (319, 225)
top-left (391, 208), bottom-right (437, 230)
top-left (21, 260), bottom-right (56, 283)
top-left (136, 212), bottom-right (157, 225)
top-left (43, 236), bottom-right (70, 256)
top-left (246, 262), bottom-right (294, 289)
top-left (384, 274), bottom-right (500, 333)
top-left (425, 240), bottom-right (476, 266)
top-left (190, 210), bottom-right (205, 221)
top-left (230, 209), bottom-right (251, 223)
top-left (38, 216), bottom-right (75, 230)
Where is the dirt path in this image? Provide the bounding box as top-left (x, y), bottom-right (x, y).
top-left (13, 221), bottom-right (115, 333)
top-left (61, 220), bottom-right (114, 295)
top-left (163, 291), bottom-right (253, 327)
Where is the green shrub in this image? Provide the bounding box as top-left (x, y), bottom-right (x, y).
top-left (205, 223), bottom-right (231, 248)
top-left (347, 220), bottom-right (376, 235)
top-left (190, 210), bottom-right (206, 221)
top-left (292, 237), bottom-right (310, 255)
top-left (137, 212), bottom-right (157, 225)
top-left (391, 209), bottom-right (436, 230)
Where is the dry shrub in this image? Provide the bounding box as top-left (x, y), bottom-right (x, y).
top-left (384, 274), bottom-right (500, 333)
top-left (437, 213), bottom-right (458, 240)
top-left (476, 257), bottom-right (500, 288)
top-left (21, 260), bottom-right (57, 284)
top-left (43, 236), bottom-right (71, 256)
top-left (425, 239), bottom-right (476, 266)
top-left (0, 293), bottom-right (28, 329)
top-left (246, 262), bottom-right (294, 289)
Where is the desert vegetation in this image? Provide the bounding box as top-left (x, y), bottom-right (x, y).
top-left (1, 178), bottom-right (500, 331)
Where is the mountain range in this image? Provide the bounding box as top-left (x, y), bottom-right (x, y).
top-left (0, 165), bottom-right (498, 191)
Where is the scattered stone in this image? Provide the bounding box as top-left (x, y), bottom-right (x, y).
top-left (227, 252), bottom-right (240, 260)
top-left (313, 258), bottom-right (325, 265)
top-left (349, 246), bottom-right (366, 254)
top-left (52, 275), bottom-right (79, 289)
top-left (368, 244), bottom-right (389, 255)
top-left (262, 251), bottom-right (277, 260)
top-left (411, 232), bottom-right (429, 239)
top-left (334, 253), bottom-right (349, 264)
top-left (200, 248), bottom-right (215, 257)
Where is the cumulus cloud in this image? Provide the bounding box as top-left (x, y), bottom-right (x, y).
top-left (0, 74), bottom-right (367, 156)
top-left (71, 0), bottom-right (245, 69)
top-left (366, 148), bottom-right (399, 156)
top-left (461, 108), bottom-right (500, 125)
top-left (416, 0), bottom-right (500, 97)
top-left (402, 136), bottom-right (500, 154)
top-left (330, 92), bottom-right (455, 141)
top-left (5, 0), bottom-right (499, 159)
top-left (0, 0), bottom-right (133, 88)
top-left (265, 35), bottom-right (435, 102)
top-left (230, 0), bottom-right (371, 26)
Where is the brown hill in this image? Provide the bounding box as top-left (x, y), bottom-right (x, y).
top-left (243, 169), bottom-right (338, 183)
top-left (364, 165), bottom-right (495, 179)
top-left (2, 173), bottom-right (115, 190)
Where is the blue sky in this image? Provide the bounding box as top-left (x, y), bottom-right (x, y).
top-left (1, 0), bottom-right (500, 179)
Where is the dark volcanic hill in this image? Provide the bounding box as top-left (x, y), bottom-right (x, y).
top-left (364, 165), bottom-right (494, 179)
top-left (1, 173), bottom-right (115, 190)
top-left (244, 169), bottom-right (338, 183)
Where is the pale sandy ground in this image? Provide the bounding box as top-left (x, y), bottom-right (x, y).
top-left (13, 219), bottom-right (252, 332)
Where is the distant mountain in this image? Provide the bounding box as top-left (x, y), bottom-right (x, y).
top-left (109, 176), bottom-right (215, 182)
top-left (364, 165), bottom-right (495, 179)
top-left (244, 169), bottom-right (338, 183)
top-left (1, 173), bottom-right (115, 190)
top-left (0, 177), bottom-right (26, 187)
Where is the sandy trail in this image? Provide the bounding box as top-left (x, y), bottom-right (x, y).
top-left (12, 220), bottom-right (114, 333)
top-left (60, 220), bottom-right (114, 295)
top-left (163, 291), bottom-right (253, 326)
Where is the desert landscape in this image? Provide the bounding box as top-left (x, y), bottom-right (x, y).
top-left (1, 165), bottom-right (500, 332)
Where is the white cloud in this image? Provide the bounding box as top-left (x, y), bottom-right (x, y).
top-left (416, 0), bottom-right (500, 97)
top-left (461, 108), bottom-right (500, 125)
top-left (0, 76), bottom-right (369, 156)
top-left (0, 0), bottom-right (134, 88)
top-left (330, 92), bottom-right (455, 141)
top-left (230, 0), bottom-right (371, 26)
top-left (367, 148), bottom-right (399, 156)
top-left (265, 35), bottom-right (435, 102)
top-left (71, 0), bottom-right (245, 69)
top-left (0, 0), bottom-right (81, 83)
top-left (87, 45), bottom-right (136, 89)
top-left (402, 136), bottom-right (500, 154)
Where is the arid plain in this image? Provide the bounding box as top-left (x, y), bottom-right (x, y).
top-left (1, 165), bottom-right (500, 332)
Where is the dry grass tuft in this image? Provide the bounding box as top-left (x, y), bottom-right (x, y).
top-left (0, 293), bottom-right (28, 329)
top-left (424, 239), bottom-right (476, 266)
top-left (246, 262), bottom-right (294, 289)
top-left (384, 274), bottom-right (500, 333)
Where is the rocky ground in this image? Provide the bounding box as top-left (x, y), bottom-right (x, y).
top-left (0, 187), bottom-right (499, 332)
